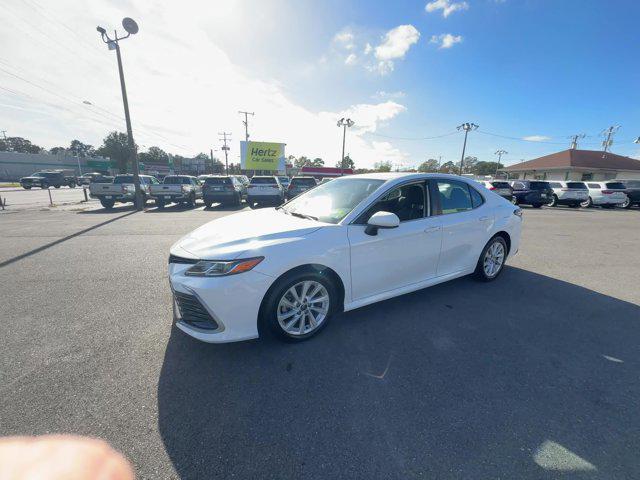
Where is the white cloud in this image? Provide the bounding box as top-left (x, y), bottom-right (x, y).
top-left (373, 90), bottom-right (406, 100)
top-left (425, 0), bottom-right (469, 18)
top-left (333, 31), bottom-right (355, 50)
top-left (369, 25), bottom-right (420, 75)
top-left (430, 33), bottom-right (463, 49)
top-left (364, 43), bottom-right (373, 55)
top-left (0, 1), bottom-right (409, 169)
top-left (344, 53), bottom-right (357, 65)
top-left (523, 135), bottom-right (551, 142)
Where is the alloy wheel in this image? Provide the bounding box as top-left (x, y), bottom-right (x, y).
top-left (277, 280), bottom-right (330, 336)
top-left (483, 241), bottom-right (505, 278)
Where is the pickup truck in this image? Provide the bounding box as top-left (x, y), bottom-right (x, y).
top-left (89, 174), bottom-right (159, 209)
top-left (20, 171), bottom-right (76, 189)
top-left (149, 175), bottom-right (202, 208)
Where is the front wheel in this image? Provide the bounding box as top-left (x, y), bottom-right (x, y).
top-left (69, 182), bottom-right (76, 188)
top-left (581, 197), bottom-right (593, 208)
top-left (510, 196), bottom-right (518, 205)
top-left (54, 185), bottom-right (61, 189)
top-left (474, 236), bottom-right (507, 282)
top-left (22, 185), bottom-right (31, 190)
top-left (548, 195), bottom-right (558, 207)
top-left (41, 182), bottom-right (49, 189)
top-left (249, 201), bottom-right (257, 209)
top-left (261, 271), bottom-right (337, 341)
top-left (621, 197), bottom-right (632, 209)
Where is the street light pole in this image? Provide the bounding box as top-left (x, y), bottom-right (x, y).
top-left (97, 18), bottom-right (143, 210)
top-left (337, 118), bottom-right (354, 176)
top-left (457, 123), bottom-right (478, 175)
top-left (494, 149), bottom-right (507, 176)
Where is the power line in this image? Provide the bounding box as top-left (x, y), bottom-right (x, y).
top-left (366, 131), bottom-right (458, 141)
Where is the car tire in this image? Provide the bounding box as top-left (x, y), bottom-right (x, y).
top-left (204, 201), bottom-right (212, 208)
top-left (261, 270), bottom-right (338, 342)
top-left (41, 182), bottom-right (49, 189)
top-left (69, 182), bottom-right (76, 188)
top-left (532, 203), bottom-right (543, 208)
top-left (621, 197), bottom-right (632, 209)
top-left (23, 185), bottom-right (31, 190)
top-left (548, 195), bottom-right (558, 207)
top-left (474, 236), bottom-right (508, 282)
top-left (249, 201), bottom-right (257, 209)
top-left (511, 196), bottom-right (518, 205)
top-left (156, 198), bottom-right (165, 208)
top-left (54, 185), bottom-right (61, 189)
top-left (581, 197), bottom-right (593, 208)
top-left (187, 193), bottom-right (196, 208)
top-left (100, 198), bottom-right (115, 209)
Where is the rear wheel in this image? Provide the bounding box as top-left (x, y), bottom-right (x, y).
top-left (41, 181), bottom-right (49, 189)
top-left (54, 185), bottom-right (61, 189)
top-left (100, 198), bottom-right (115, 209)
top-left (69, 182), bottom-right (76, 188)
top-left (261, 271), bottom-right (337, 342)
top-left (621, 197), bottom-right (632, 209)
top-left (581, 197), bottom-right (593, 208)
top-left (474, 236), bottom-right (507, 282)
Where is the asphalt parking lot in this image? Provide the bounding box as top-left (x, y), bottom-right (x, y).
top-left (1, 204), bottom-right (639, 479)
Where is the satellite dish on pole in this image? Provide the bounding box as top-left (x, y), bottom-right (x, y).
top-left (122, 17), bottom-right (139, 35)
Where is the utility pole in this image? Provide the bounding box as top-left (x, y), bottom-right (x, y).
top-left (457, 123), bottom-right (479, 175)
top-left (494, 149), bottom-right (507, 176)
top-left (238, 111), bottom-right (254, 142)
top-left (568, 133), bottom-right (586, 150)
top-left (96, 18), bottom-right (143, 210)
top-left (601, 125), bottom-right (620, 153)
top-left (337, 118), bottom-right (355, 175)
top-left (1, 130), bottom-right (6, 140)
top-left (218, 132), bottom-right (231, 175)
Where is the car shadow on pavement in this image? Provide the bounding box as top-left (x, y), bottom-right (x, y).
top-left (157, 267), bottom-right (640, 480)
top-left (78, 204), bottom-right (137, 214)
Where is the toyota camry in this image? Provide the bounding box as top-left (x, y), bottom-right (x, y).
top-left (169, 173), bottom-right (522, 343)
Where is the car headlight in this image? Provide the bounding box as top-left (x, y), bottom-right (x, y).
top-left (184, 257), bottom-right (264, 277)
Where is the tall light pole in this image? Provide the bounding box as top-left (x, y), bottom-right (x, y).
top-left (238, 111), bottom-right (254, 142)
top-left (337, 118), bottom-right (354, 176)
top-left (494, 149), bottom-right (507, 176)
top-left (97, 18), bottom-right (143, 210)
top-left (457, 122), bottom-right (478, 175)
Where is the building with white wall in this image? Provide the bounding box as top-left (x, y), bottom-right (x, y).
top-left (502, 149), bottom-right (640, 181)
top-left (0, 151), bottom-right (111, 181)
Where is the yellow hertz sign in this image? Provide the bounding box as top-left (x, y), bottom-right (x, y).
top-left (241, 141), bottom-right (285, 171)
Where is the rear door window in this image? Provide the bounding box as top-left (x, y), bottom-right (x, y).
top-left (436, 180), bottom-right (473, 214)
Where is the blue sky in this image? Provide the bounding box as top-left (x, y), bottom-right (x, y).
top-left (2, 0), bottom-right (639, 168)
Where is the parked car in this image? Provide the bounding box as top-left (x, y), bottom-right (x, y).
top-left (247, 176), bottom-right (284, 208)
top-left (619, 179), bottom-right (640, 209)
top-left (201, 175), bottom-right (246, 207)
top-left (476, 180), bottom-right (513, 202)
top-left (509, 180), bottom-right (553, 208)
top-left (278, 176), bottom-right (291, 189)
top-left (89, 174), bottom-right (158, 209)
top-left (546, 181), bottom-right (589, 208)
top-left (286, 176), bottom-right (318, 200)
top-left (150, 175), bottom-right (202, 208)
top-left (582, 181), bottom-right (628, 208)
top-left (77, 172), bottom-right (109, 186)
top-left (168, 173), bottom-right (522, 343)
top-left (20, 171), bottom-right (76, 189)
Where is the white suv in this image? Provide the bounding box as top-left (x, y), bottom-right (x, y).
top-left (247, 176), bottom-right (284, 208)
top-left (547, 181), bottom-right (589, 208)
top-left (582, 181), bottom-right (628, 208)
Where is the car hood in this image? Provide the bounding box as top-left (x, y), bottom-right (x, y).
top-left (171, 208), bottom-right (323, 260)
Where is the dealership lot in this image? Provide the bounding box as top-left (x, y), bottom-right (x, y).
top-left (1, 205), bottom-right (639, 479)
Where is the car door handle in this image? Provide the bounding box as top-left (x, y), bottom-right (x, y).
top-left (424, 226), bottom-right (441, 233)
top-left (479, 216), bottom-right (490, 222)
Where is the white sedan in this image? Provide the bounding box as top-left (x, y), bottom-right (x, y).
top-left (169, 173), bottom-right (523, 343)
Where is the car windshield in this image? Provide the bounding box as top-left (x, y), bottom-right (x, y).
top-left (281, 177), bottom-right (385, 224)
top-left (605, 182), bottom-right (626, 190)
top-left (530, 181), bottom-right (551, 190)
top-left (566, 182), bottom-right (588, 189)
top-left (251, 177), bottom-right (277, 185)
top-left (163, 176), bottom-right (191, 184)
top-left (113, 175), bottom-right (134, 184)
top-left (205, 177), bottom-right (231, 185)
top-left (291, 178), bottom-right (316, 186)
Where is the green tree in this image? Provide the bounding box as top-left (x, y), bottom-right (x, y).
top-left (139, 146), bottom-right (169, 165)
top-left (374, 160), bottom-right (392, 172)
top-left (96, 131), bottom-right (134, 173)
top-left (0, 137), bottom-right (42, 154)
top-left (49, 147), bottom-right (67, 155)
top-left (310, 157), bottom-right (324, 167)
top-left (417, 158), bottom-right (439, 172)
top-left (68, 139), bottom-right (95, 158)
top-left (438, 161), bottom-right (457, 173)
top-left (461, 156), bottom-right (478, 174)
top-left (473, 161), bottom-right (503, 175)
top-left (336, 155), bottom-right (355, 170)
top-left (294, 156), bottom-right (310, 169)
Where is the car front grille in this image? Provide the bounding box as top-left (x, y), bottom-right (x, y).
top-left (174, 291), bottom-right (219, 330)
top-left (168, 254), bottom-right (199, 265)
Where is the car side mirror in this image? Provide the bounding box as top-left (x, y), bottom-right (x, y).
top-left (365, 211), bottom-right (400, 236)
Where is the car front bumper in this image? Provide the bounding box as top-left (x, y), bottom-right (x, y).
top-left (169, 259), bottom-right (274, 343)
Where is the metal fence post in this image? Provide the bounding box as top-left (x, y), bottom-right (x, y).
top-left (48, 187), bottom-right (53, 207)
top-left (83, 186), bottom-right (89, 202)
